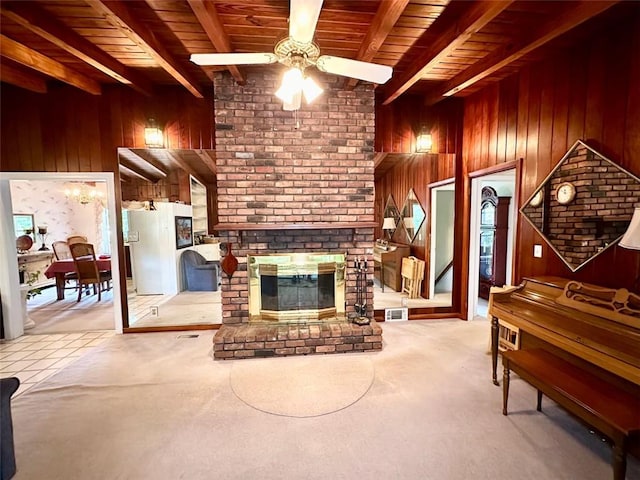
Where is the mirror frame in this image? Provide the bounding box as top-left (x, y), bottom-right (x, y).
top-left (382, 195), bottom-right (401, 240)
top-left (400, 188), bottom-right (426, 243)
top-left (521, 139), bottom-right (640, 272)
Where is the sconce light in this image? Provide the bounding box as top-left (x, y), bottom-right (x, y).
top-left (144, 118), bottom-right (164, 148)
top-left (382, 217), bottom-right (396, 240)
top-left (416, 127), bottom-right (432, 153)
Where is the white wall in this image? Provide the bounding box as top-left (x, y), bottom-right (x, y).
top-left (10, 180), bottom-right (107, 252)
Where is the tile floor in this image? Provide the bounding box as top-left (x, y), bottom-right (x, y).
top-left (0, 330), bottom-right (115, 397)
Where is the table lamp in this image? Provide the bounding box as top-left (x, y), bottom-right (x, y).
top-left (619, 207), bottom-right (640, 291)
top-left (382, 217), bottom-right (396, 240)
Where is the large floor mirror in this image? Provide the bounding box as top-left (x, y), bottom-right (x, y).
top-left (373, 181), bottom-right (454, 314)
top-left (118, 147), bottom-right (222, 330)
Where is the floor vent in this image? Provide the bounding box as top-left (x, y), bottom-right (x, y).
top-left (177, 334), bottom-right (200, 339)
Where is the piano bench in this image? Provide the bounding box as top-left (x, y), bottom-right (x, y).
top-left (502, 348), bottom-right (640, 480)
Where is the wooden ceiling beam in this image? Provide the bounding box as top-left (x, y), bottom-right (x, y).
top-left (423, 0), bottom-right (620, 106)
top-left (0, 1), bottom-right (154, 96)
top-left (118, 163), bottom-right (156, 183)
top-left (165, 150), bottom-right (207, 187)
top-left (345, 0), bottom-right (410, 89)
top-left (0, 34), bottom-right (101, 95)
top-left (119, 148), bottom-right (169, 178)
top-left (194, 149), bottom-right (217, 176)
top-left (0, 62), bottom-right (47, 93)
top-left (86, 0), bottom-right (204, 98)
top-left (381, 0), bottom-right (514, 105)
top-left (187, 0), bottom-right (246, 85)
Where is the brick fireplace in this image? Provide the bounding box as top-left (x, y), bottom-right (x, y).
top-left (212, 70), bottom-right (382, 359)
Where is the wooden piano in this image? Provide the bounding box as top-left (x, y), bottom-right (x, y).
top-left (373, 241), bottom-right (410, 292)
top-left (489, 276), bottom-right (640, 387)
top-left (489, 277), bottom-right (640, 478)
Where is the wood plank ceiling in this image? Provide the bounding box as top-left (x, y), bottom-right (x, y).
top-left (0, 0), bottom-right (623, 180)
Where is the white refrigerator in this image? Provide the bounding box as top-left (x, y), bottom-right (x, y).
top-left (128, 202), bottom-right (192, 295)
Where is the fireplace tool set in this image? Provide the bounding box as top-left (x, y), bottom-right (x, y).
top-left (353, 257), bottom-right (370, 326)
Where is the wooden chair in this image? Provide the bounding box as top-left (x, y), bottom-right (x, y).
top-left (66, 235), bottom-right (88, 245)
top-left (69, 243), bottom-right (112, 302)
top-left (52, 241), bottom-right (72, 260)
top-left (52, 241), bottom-right (80, 292)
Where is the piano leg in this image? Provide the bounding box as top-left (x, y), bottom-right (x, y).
top-left (612, 440), bottom-right (627, 480)
top-left (491, 315), bottom-right (499, 385)
top-left (502, 362), bottom-right (510, 415)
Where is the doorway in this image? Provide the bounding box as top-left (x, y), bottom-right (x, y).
top-left (0, 172), bottom-right (123, 339)
top-left (467, 168), bottom-right (517, 320)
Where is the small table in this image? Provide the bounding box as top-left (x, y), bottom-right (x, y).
top-left (44, 257), bottom-right (112, 300)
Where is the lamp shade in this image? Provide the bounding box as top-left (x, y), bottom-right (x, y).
top-left (416, 132), bottom-right (432, 153)
top-left (382, 217), bottom-right (396, 230)
top-left (619, 207), bottom-right (640, 250)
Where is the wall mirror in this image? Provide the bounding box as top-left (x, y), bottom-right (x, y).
top-left (382, 195), bottom-right (400, 240)
top-left (401, 188), bottom-right (426, 243)
top-left (521, 140), bottom-right (640, 271)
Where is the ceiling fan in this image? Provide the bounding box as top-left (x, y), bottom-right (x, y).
top-left (190, 0), bottom-right (393, 111)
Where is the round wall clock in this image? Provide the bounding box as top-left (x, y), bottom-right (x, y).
top-left (556, 182), bottom-right (576, 205)
top-left (530, 190), bottom-right (543, 207)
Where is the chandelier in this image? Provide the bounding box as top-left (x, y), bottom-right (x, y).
top-left (64, 183), bottom-right (105, 205)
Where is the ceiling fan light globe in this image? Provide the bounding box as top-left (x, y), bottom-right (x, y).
top-left (276, 67), bottom-right (304, 103)
top-left (302, 76), bottom-right (323, 104)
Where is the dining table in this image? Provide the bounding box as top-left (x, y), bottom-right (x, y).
top-left (44, 256), bottom-right (112, 300)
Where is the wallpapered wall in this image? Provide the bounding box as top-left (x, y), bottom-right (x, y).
top-left (10, 180), bottom-right (108, 254)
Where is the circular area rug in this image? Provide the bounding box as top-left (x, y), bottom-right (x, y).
top-left (230, 354), bottom-right (375, 417)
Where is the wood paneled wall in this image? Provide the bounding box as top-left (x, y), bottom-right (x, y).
top-left (1, 83), bottom-right (215, 172)
top-left (462, 8), bottom-right (640, 291)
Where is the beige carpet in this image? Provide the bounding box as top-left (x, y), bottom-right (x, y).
top-left (9, 320), bottom-right (639, 480)
top-left (132, 290), bottom-right (222, 327)
top-left (231, 354), bottom-right (374, 417)
top-left (26, 286), bottom-right (115, 334)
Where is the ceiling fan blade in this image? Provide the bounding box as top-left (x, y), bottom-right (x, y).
top-left (190, 53), bottom-right (278, 66)
top-left (282, 91), bottom-right (302, 111)
top-left (315, 56), bottom-right (393, 84)
top-left (289, 0), bottom-right (323, 44)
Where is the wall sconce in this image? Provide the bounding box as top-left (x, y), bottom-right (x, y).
top-left (144, 118), bottom-right (164, 148)
top-left (416, 128), bottom-right (433, 153)
top-left (382, 217), bottom-right (396, 240)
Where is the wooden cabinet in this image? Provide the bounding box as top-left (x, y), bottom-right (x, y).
top-left (373, 242), bottom-right (411, 292)
top-left (18, 251), bottom-right (54, 288)
top-left (479, 187), bottom-right (510, 299)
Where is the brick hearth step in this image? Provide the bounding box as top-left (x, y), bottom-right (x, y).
top-left (213, 320), bottom-right (383, 359)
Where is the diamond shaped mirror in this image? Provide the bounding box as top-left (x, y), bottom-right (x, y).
top-left (401, 188), bottom-right (426, 243)
top-left (382, 195), bottom-right (400, 240)
top-left (521, 140), bottom-right (640, 271)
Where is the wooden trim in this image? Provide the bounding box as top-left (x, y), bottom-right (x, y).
top-left (469, 159), bottom-right (519, 179)
top-left (124, 324), bottom-right (221, 333)
top-left (214, 222), bottom-right (378, 231)
top-left (427, 176), bottom-right (455, 189)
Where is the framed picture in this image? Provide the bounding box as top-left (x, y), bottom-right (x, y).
top-left (175, 216), bottom-right (193, 250)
